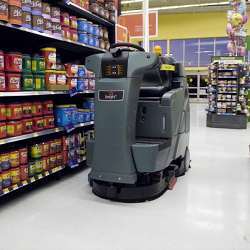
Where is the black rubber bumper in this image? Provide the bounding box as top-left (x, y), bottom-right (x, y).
top-left (91, 178), bottom-right (168, 203)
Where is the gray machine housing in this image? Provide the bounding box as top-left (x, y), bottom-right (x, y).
top-left (86, 45), bottom-right (190, 201)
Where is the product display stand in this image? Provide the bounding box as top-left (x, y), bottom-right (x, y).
top-left (207, 56), bottom-right (248, 129)
top-left (0, 0), bottom-right (116, 198)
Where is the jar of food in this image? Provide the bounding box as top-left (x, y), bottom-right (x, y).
top-left (31, 0), bottom-right (42, 15)
top-left (42, 2), bottom-right (50, 19)
top-left (20, 164), bottom-right (28, 181)
top-left (44, 115), bottom-right (54, 129)
top-left (77, 18), bottom-right (87, 32)
top-left (43, 100), bottom-right (53, 115)
top-left (49, 154), bottom-right (56, 169)
top-left (22, 54), bottom-right (32, 73)
top-left (35, 159), bottom-right (43, 174)
top-left (6, 120), bottom-right (22, 137)
top-left (22, 73), bottom-right (34, 90)
top-left (40, 47), bottom-right (56, 70)
top-left (88, 35), bottom-right (94, 46)
top-left (52, 22), bottom-right (62, 37)
top-left (0, 1), bottom-right (8, 22)
top-left (28, 161), bottom-right (36, 177)
top-left (87, 21), bottom-right (93, 34)
top-left (64, 64), bottom-right (78, 77)
top-left (69, 29), bottom-right (78, 42)
top-left (62, 26), bottom-right (71, 40)
top-left (44, 70), bottom-right (57, 87)
top-left (41, 142), bottom-right (49, 157)
top-left (5, 52), bottom-right (22, 72)
top-left (0, 122), bottom-right (7, 138)
top-left (32, 55), bottom-right (45, 73)
top-left (0, 50), bottom-right (4, 71)
top-left (19, 147), bottom-right (28, 165)
top-left (78, 31), bottom-right (88, 44)
top-left (93, 36), bottom-right (99, 48)
top-left (9, 5), bottom-right (22, 25)
top-left (41, 157), bottom-right (49, 171)
top-left (22, 118), bottom-right (33, 133)
top-left (43, 18), bottom-right (52, 34)
top-left (33, 116), bottom-right (44, 131)
top-left (60, 11), bottom-right (69, 27)
top-left (32, 14), bottom-right (43, 32)
top-left (22, 102), bottom-right (32, 118)
top-left (6, 103), bottom-right (22, 120)
top-left (70, 15), bottom-right (77, 29)
top-left (2, 170), bottom-right (11, 188)
top-left (9, 150), bottom-right (20, 168)
top-left (0, 71), bottom-right (5, 91)
top-left (32, 102), bottom-right (43, 116)
top-left (30, 144), bottom-right (42, 159)
top-left (6, 73), bottom-right (21, 91)
top-left (22, 0), bottom-right (32, 12)
top-left (10, 167), bottom-right (21, 184)
top-left (0, 104), bottom-right (6, 121)
top-left (67, 77), bottom-right (77, 90)
top-left (51, 6), bottom-right (60, 23)
top-left (92, 24), bottom-right (99, 37)
top-left (33, 74), bottom-right (45, 90)
top-left (56, 71), bottom-right (67, 85)
top-left (0, 152), bottom-right (10, 170)
top-left (56, 153), bottom-right (63, 167)
top-left (22, 10), bottom-right (31, 29)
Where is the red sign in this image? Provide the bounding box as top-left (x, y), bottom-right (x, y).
top-left (118, 11), bottom-right (158, 38)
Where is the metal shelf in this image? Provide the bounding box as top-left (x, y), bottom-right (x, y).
top-left (0, 157), bottom-right (86, 197)
top-left (217, 92), bottom-right (237, 94)
top-left (218, 76), bottom-right (238, 79)
top-left (217, 68), bottom-right (238, 71)
top-left (217, 100), bottom-right (236, 102)
top-left (0, 22), bottom-right (105, 56)
top-left (58, 1), bottom-right (115, 27)
top-left (0, 121), bottom-right (94, 146)
top-left (0, 90), bottom-right (95, 97)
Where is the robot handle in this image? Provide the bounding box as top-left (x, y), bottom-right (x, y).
top-left (110, 43), bottom-right (145, 52)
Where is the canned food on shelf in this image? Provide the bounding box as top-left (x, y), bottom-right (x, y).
top-left (5, 52), bottom-right (22, 72)
top-left (19, 147), bottom-right (28, 165)
top-left (0, 152), bottom-right (10, 170)
top-left (6, 73), bottom-right (21, 91)
top-left (6, 120), bottom-right (22, 137)
top-left (22, 118), bottom-right (33, 134)
top-left (42, 2), bottom-right (50, 19)
top-left (45, 70), bottom-right (57, 86)
top-left (30, 144), bottom-right (42, 159)
top-left (9, 150), bottom-right (20, 168)
top-left (77, 18), bottom-right (87, 32)
top-left (22, 73), bottom-right (34, 90)
top-left (9, 5), bottom-right (22, 25)
top-left (41, 48), bottom-right (56, 70)
top-left (32, 102), bottom-right (43, 117)
top-left (41, 142), bottom-right (49, 157)
top-left (22, 11), bottom-right (32, 29)
top-left (33, 74), bottom-right (45, 90)
top-left (70, 16), bottom-right (77, 30)
top-left (33, 116), bottom-right (44, 131)
top-left (70, 29), bottom-right (78, 42)
top-left (32, 0), bottom-right (42, 15)
top-left (10, 167), bottom-right (21, 184)
top-left (20, 164), bottom-right (28, 181)
top-left (22, 102), bottom-right (32, 118)
top-left (44, 115), bottom-right (54, 129)
top-left (0, 71), bottom-right (5, 91)
top-left (28, 161), bottom-right (36, 177)
top-left (22, 54), bottom-right (32, 73)
top-left (62, 26), bottom-right (71, 40)
top-left (43, 100), bottom-right (53, 115)
top-left (0, 1), bottom-right (8, 22)
top-left (22, 0), bottom-right (32, 12)
top-left (0, 122), bottom-right (7, 139)
top-left (6, 103), bottom-right (22, 120)
top-left (61, 11), bottom-right (70, 27)
top-left (32, 55), bottom-right (45, 74)
top-left (2, 170), bottom-right (11, 188)
top-left (51, 6), bottom-right (60, 23)
top-left (0, 50), bottom-right (5, 71)
top-left (44, 19), bottom-right (52, 34)
top-left (0, 104), bottom-right (6, 121)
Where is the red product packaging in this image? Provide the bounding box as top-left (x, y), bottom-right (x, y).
top-left (0, 50), bottom-right (4, 71)
top-left (41, 142), bottom-right (50, 157)
top-left (43, 100), bottom-right (53, 115)
top-left (60, 11), bottom-right (69, 27)
top-left (56, 152), bottom-right (63, 167)
top-left (6, 103), bottom-right (22, 120)
top-left (22, 102), bottom-right (32, 118)
top-left (44, 115), bottom-right (54, 129)
top-left (33, 116), bottom-right (44, 131)
top-left (6, 120), bottom-right (22, 137)
top-left (32, 102), bottom-right (43, 116)
top-left (70, 16), bottom-right (77, 29)
top-left (62, 26), bottom-right (71, 40)
top-left (63, 150), bottom-right (68, 165)
top-left (70, 29), bottom-right (78, 42)
top-left (0, 122), bottom-right (7, 139)
top-left (42, 156), bottom-right (50, 171)
top-left (0, 71), bottom-right (6, 91)
top-left (20, 165), bottom-right (28, 181)
top-left (0, 104), bottom-right (6, 121)
top-left (19, 147), bottom-right (28, 165)
top-left (5, 52), bottom-right (22, 72)
top-left (22, 118), bottom-right (33, 134)
top-left (6, 73), bottom-right (21, 91)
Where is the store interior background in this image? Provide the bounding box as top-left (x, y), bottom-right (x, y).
top-left (120, 1), bottom-right (250, 102)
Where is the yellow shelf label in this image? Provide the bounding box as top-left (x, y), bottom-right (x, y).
top-left (3, 188), bottom-right (9, 194)
top-left (30, 177), bottom-right (35, 182)
top-left (22, 180), bottom-right (28, 185)
top-left (160, 64), bottom-right (175, 71)
top-left (38, 174), bottom-right (43, 179)
top-left (12, 184), bottom-right (18, 190)
top-left (45, 171), bottom-right (49, 176)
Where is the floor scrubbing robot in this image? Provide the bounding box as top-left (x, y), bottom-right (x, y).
top-left (86, 43), bottom-right (190, 202)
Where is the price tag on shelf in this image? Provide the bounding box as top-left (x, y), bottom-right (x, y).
top-left (30, 177), bottom-right (35, 183)
top-left (22, 180), bottom-right (28, 186)
top-left (3, 188), bottom-right (9, 194)
top-left (45, 171), bottom-right (49, 176)
top-left (52, 168), bottom-right (56, 173)
top-left (38, 174), bottom-right (43, 179)
top-left (12, 184), bottom-right (18, 190)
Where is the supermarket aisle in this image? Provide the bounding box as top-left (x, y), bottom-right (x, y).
top-left (0, 103), bottom-right (250, 250)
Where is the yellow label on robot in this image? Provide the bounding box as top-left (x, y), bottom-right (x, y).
top-left (160, 64), bottom-right (175, 71)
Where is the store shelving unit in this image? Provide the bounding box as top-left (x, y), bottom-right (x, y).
top-left (207, 56), bottom-right (248, 129)
top-left (0, 0), bottom-right (115, 198)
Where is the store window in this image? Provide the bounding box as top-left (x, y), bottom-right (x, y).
top-left (184, 39), bottom-right (199, 67)
top-left (199, 38), bottom-right (215, 66)
top-left (215, 37), bottom-right (228, 56)
top-left (169, 39), bottom-right (184, 63)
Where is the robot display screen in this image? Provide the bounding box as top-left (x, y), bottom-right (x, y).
top-left (103, 64), bottom-right (127, 78)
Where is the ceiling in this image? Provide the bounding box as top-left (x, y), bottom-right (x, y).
top-left (121, 0), bottom-right (250, 14)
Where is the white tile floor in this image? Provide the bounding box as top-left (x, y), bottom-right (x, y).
top-left (1, 103), bottom-right (250, 250)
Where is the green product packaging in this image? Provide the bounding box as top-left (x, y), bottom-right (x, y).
top-left (22, 54), bottom-right (32, 73)
top-left (34, 74), bottom-right (45, 90)
top-left (22, 73), bottom-right (34, 91)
